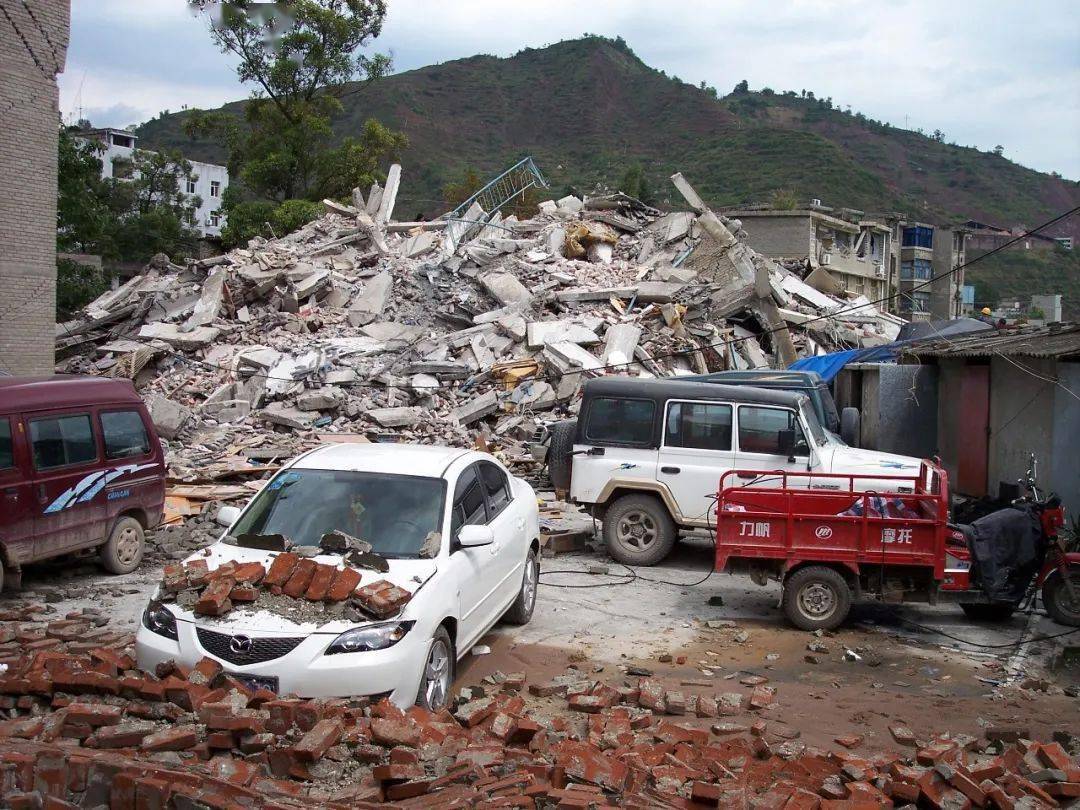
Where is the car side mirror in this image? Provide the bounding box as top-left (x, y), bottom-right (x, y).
top-left (216, 505), bottom-right (241, 528)
top-left (457, 525), bottom-right (495, 548)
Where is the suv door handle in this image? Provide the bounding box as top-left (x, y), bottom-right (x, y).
top-left (660, 466), bottom-right (681, 475)
top-left (2, 487), bottom-right (17, 497)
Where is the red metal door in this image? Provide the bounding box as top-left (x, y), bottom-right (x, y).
top-left (957, 365), bottom-right (989, 496)
top-left (0, 414), bottom-right (35, 567)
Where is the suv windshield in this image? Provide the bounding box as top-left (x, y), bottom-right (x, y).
top-left (229, 469), bottom-right (446, 558)
top-left (800, 400), bottom-right (828, 447)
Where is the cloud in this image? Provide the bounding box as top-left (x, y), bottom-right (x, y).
top-left (59, 0), bottom-right (1080, 179)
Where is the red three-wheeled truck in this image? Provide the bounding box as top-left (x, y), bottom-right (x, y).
top-left (714, 456), bottom-right (1079, 630)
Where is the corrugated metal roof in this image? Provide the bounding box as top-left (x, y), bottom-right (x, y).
top-left (902, 323), bottom-right (1080, 359)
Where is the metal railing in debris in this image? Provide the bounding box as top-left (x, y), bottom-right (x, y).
top-left (442, 157), bottom-right (548, 242)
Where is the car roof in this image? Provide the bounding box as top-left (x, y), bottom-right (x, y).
top-left (582, 376), bottom-right (805, 408)
top-left (680, 370), bottom-right (825, 388)
top-left (0, 375), bottom-right (143, 413)
top-left (291, 443), bottom-right (475, 478)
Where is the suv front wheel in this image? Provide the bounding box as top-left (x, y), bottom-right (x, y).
top-left (603, 494), bottom-right (676, 566)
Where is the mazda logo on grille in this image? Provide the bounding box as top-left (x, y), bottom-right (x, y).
top-left (229, 635), bottom-right (253, 654)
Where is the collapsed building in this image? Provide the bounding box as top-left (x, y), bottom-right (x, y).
top-left (55, 165), bottom-right (904, 513)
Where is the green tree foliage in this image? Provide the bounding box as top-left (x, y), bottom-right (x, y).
top-left (56, 258), bottom-right (111, 321)
top-left (768, 187), bottom-right (799, 210)
top-left (733, 79), bottom-right (749, 94)
top-left (219, 193), bottom-right (323, 246)
top-left (56, 129), bottom-right (113, 255)
top-left (187, 0), bottom-right (406, 223)
top-left (619, 164), bottom-right (655, 205)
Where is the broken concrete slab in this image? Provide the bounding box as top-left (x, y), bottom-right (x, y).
top-left (181, 269), bottom-right (226, 332)
top-left (348, 271), bottom-right (393, 327)
top-left (146, 395), bottom-right (192, 440)
top-left (260, 402), bottom-right (316, 431)
top-left (138, 323), bottom-right (220, 350)
top-left (367, 406), bottom-right (424, 427)
top-left (601, 324), bottom-right (642, 367)
top-left (526, 320), bottom-right (601, 349)
top-left (633, 281), bottom-right (684, 303)
top-left (297, 387), bottom-right (343, 412)
top-left (453, 390), bottom-right (500, 425)
top-left (480, 272), bottom-right (533, 308)
top-left (375, 163), bottom-right (401, 226)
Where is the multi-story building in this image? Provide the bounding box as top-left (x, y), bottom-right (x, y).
top-left (725, 205), bottom-right (894, 304)
top-left (895, 222), bottom-right (967, 320)
top-left (0, 0), bottom-right (70, 375)
top-left (79, 128), bottom-right (228, 239)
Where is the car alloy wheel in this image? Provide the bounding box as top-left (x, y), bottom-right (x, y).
top-left (522, 555), bottom-right (538, 614)
top-left (617, 510), bottom-right (658, 551)
top-left (422, 636), bottom-right (451, 709)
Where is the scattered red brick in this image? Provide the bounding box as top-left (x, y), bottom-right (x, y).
top-left (353, 579), bottom-right (413, 618)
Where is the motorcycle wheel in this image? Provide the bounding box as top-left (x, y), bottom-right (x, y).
top-left (959, 603), bottom-right (1016, 623)
top-left (1043, 572), bottom-right (1080, 627)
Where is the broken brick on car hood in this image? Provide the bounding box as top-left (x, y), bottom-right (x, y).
top-left (161, 542), bottom-right (436, 634)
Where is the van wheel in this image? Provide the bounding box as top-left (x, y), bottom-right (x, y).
top-left (783, 566), bottom-right (851, 630)
top-left (100, 516), bottom-right (145, 574)
top-left (603, 494), bottom-right (676, 566)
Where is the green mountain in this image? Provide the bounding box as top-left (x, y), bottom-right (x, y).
top-left (136, 36), bottom-right (1080, 311)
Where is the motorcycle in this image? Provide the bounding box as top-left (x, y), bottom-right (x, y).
top-left (944, 454), bottom-right (1079, 626)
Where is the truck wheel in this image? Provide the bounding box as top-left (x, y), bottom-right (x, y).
top-left (1043, 572), bottom-right (1080, 627)
top-left (100, 516), bottom-right (145, 574)
top-left (960, 603), bottom-right (1016, 622)
top-left (546, 420), bottom-right (577, 492)
top-left (603, 494), bottom-right (676, 566)
top-left (782, 566), bottom-right (851, 631)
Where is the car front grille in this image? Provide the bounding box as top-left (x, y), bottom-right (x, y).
top-left (195, 627), bottom-right (305, 666)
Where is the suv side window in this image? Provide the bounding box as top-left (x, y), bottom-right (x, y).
top-left (30, 414), bottom-right (97, 470)
top-left (737, 406), bottom-right (806, 455)
top-left (584, 397), bottom-right (655, 445)
top-left (479, 461), bottom-right (511, 518)
top-left (665, 401), bottom-right (732, 451)
top-left (0, 418), bottom-right (13, 469)
top-left (101, 410), bottom-right (151, 459)
top-left (450, 464), bottom-right (488, 539)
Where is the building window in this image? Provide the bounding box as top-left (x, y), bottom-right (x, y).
top-left (208, 211), bottom-right (221, 227)
top-left (900, 259), bottom-right (932, 280)
top-left (910, 291), bottom-right (931, 312)
top-left (110, 133), bottom-right (134, 148)
top-left (902, 226), bottom-right (933, 248)
top-left (186, 179), bottom-right (196, 195)
top-left (210, 180), bottom-right (220, 198)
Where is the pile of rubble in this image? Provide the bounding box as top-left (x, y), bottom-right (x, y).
top-left (1, 601), bottom-right (1077, 808)
top-left (57, 167), bottom-right (904, 501)
top-left (161, 551), bottom-right (410, 623)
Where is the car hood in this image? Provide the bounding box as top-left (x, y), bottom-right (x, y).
top-left (165, 542), bottom-right (437, 635)
top-left (825, 445), bottom-right (923, 476)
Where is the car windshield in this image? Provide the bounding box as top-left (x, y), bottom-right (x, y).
top-left (228, 469), bottom-right (446, 558)
top-left (800, 400), bottom-right (828, 447)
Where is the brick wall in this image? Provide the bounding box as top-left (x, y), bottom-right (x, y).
top-left (0, 0), bottom-right (70, 376)
top-left (737, 215), bottom-right (814, 259)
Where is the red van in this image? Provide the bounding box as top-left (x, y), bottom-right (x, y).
top-left (0, 376), bottom-right (166, 591)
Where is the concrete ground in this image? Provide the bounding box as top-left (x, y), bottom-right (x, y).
top-left (4, 530), bottom-right (1079, 752)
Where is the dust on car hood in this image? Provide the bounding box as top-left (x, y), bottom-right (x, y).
top-left (165, 542), bottom-right (436, 635)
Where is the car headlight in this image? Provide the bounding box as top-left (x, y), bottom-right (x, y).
top-left (142, 600), bottom-right (178, 640)
top-left (325, 622), bottom-right (414, 655)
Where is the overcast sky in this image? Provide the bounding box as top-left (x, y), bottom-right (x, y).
top-left (60, 0), bottom-right (1080, 179)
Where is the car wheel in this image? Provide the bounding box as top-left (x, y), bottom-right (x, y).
top-left (782, 566), bottom-right (852, 631)
top-left (546, 420), bottom-right (577, 492)
top-left (415, 626), bottom-right (454, 711)
top-left (503, 548), bottom-right (539, 625)
top-left (1043, 572), bottom-right (1080, 627)
top-left (960, 603), bottom-right (1017, 623)
top-left (603, 494), bottom-right (676, 566)
top-left (100, 516), bottom-right (145, 574)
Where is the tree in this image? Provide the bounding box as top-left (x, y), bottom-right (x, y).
top-left (769, 187), bottom-right (799, 211)
top-left (932, 129), bottom-right (945, 142)
top-left (56, 128), bottom-right (114, 256)
top-left (733, 79), bottom-right (749, 94)
top-left (993, 144), bottom-right (1004, 156)
top-left (619, 164), bottom-right (655, 206)
top-left (188, 0), bottom-right (404, 206)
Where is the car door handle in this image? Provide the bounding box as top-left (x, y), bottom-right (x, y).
top-left (37, 483), bottom-right (48, 502)
top-left (660, 466), bottom-right (681, 475)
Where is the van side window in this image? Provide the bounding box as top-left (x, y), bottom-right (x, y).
top-left (479, 461), bottom-right (511, 518)
top-left (585, 397), bottom-right (655, 445)
top-left (0, 418), bottom-right (13, 469)
top-left (101, 411), bottom-right (151, 459)
top-left (30, 414), bottom-right (97, 469)
top-left (450, 465), bottom-right (488, 539)
top-left (665, 402), bottom-right (732, 451)
top-left (738, 406), bottom-right (805, 455)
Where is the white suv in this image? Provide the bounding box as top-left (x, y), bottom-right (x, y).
top-left (547, 377), bottom-right (925, 565)
top-left (136, 443), bottom-right (540, 710)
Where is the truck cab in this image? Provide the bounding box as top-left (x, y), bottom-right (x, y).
top-left (551, 377), bottom-right (922, 565)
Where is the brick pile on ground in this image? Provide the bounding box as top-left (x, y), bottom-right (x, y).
top-left (160, 556), bottom-right (409, 621)
top-left (1, 611), bottom-right (1078, 809)
top-left (0, 606), bottom-right (132, 672)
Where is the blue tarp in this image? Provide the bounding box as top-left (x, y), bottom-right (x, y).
top-left (789, 344), bottom-right (902, 382)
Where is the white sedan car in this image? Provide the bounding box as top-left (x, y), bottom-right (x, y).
top-left (136, 444), bottom-right (540, 710)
